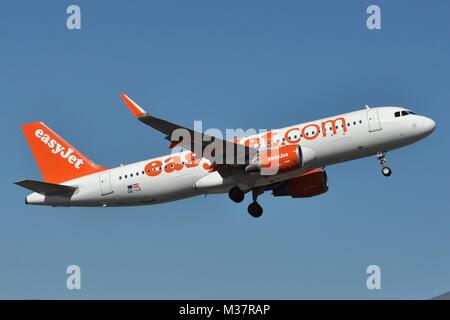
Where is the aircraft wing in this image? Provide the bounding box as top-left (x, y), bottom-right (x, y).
top-left (120, 94), bottom-right (257, 165)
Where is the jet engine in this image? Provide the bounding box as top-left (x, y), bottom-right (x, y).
top-left (272, 169), bottom-right (328, 198)
top-left (245, 145), bottom-right (316, 174)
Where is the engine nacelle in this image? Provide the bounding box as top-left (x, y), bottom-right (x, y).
top-left (272, 170), bottom-right (328, 198)
top-left (245, 145), bottom-right (316, 174)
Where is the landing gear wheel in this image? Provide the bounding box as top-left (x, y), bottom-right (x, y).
top-left (228, 187), bottom-right (245, 203)
top-left (248, 202), bottom-right (263, 218)
top-left (377, 151), bottom-right (392, 177)
top-left (382, 166), bottom-right (392, 177)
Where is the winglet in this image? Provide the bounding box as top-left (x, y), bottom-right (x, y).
top-left (120, 93), bottom-right (147, 117)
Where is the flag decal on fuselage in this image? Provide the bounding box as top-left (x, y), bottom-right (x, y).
top-left (127, 183), bottom-right (141, 193)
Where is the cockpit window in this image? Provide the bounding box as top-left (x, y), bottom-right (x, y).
top-left (395, 110), bottom-right (416, 117)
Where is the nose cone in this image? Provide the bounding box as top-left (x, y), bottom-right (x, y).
top-left (421, 116), bottom-right (436, 136)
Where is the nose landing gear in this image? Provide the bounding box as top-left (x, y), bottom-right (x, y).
top-left (382, 166), bottom-right (392, 177)
top-left (377, 151), bottom-right (392, 177)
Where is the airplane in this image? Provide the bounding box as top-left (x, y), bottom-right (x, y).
top-left (15, 94), bottom-right (436, 218)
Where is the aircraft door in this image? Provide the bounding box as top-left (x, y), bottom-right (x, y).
top-left (99, 171), bottom-right (113, 196)
top-left (366, 109), bottom-right (382, 132)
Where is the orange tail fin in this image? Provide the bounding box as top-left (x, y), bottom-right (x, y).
top-left (21, 122), bottom-right (107, 183)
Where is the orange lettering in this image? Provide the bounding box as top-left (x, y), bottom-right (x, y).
top-left (184, 152), bottom-right (200, 168)
top-left (301, 123), bottom-right (320, 140)
top-left (144, 160), bottom-right (163, 177)
top-left (203, 162), bottom-right (213, 172)
top-left (321, 117), bottom-right (347, 137)
top-left (244, 137), bottom-right (260, 148)
top-left (164, 156), bottom-right (183, 173)
top-left (284, 128), bottom-right (301, 144)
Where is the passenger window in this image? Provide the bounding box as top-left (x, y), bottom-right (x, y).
top-left (124, 175), bottom-right (127, 179)
top-left (353, 121), bottom-right (356, 125)
top-left (119, 176), bottom-right (122, 180)
top-left (359, 120), bottom-right (362, 124)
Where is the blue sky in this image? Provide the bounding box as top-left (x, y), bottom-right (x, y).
top-left (0, 0), bottom-right (449, 299)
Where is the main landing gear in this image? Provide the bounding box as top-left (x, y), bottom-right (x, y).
top-left (228, 186), bottom-right (264, 218)
top-left (228, 186), bottom-right (245, 203)
top-left (247, 188), bottom-right (263, 218)
top-left (377, 151), bottom-right (392, 177)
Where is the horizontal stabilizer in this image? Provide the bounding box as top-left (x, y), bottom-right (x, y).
top-left (15, 180), bottom-right (77, 196)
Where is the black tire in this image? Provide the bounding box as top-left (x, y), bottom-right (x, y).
top-left (248, 202), bottom-right (263, 218)
top-left (382, 167), bottom-right (392, 177)
top-left (228, 187), bottom-right (245, 203)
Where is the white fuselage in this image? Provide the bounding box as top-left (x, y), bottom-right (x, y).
top-left (25, 107), bottom-right (436, 207)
